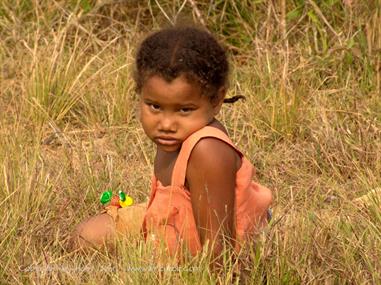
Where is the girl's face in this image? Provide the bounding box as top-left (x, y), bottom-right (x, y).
top-left (139, 75), bottom-right (222, 152)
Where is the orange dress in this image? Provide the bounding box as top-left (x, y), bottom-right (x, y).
top-left (141, 126), bottom-right (272, 256)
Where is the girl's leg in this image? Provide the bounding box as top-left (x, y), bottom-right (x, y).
top-left (70, 213), bottom-right (117, 251)
top-left (69, 202), bottom-right (147, 251)
top-left (112, 202), bottom-right (147, 236)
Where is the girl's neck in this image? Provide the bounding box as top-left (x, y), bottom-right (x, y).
top-left (207, 118), bottom-right (228, 134)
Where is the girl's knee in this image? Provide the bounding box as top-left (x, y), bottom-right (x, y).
top-left (70, 213), bottom-right (116, 250)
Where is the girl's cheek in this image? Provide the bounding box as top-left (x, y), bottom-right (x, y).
top-left (139, 109), bottom-right (152, 126)
top-left (138, 103), bottom-right (151, 122)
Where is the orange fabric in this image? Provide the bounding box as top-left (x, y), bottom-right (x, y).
top-left (141, 126), bottom-right (272, 256)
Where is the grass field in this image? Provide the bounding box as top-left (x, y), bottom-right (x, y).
top-left (1, 1), bottom-right (380, 284)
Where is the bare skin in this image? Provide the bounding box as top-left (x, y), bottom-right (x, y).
top-left (70, 213), bottom-right (116, 251)
top-left (69, 202), bottom-right (147, 251)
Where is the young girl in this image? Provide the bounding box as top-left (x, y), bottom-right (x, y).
top-left (71, 26), bottom-right (272, 262)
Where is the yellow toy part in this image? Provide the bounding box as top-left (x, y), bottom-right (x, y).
top-left (119, 195), bottom-right (134, 208)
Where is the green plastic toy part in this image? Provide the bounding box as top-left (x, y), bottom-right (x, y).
top-left (100, 190), bottom-right (113, 205)
top-left (100, 189), bottom-right (133, 208)
top-left (119, 190), bottom-right (126, 202)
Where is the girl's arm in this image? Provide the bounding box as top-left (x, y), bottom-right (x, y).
top-left (187, 137), bottom-right (238, 264)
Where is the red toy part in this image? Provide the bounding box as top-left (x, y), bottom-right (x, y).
top-left (110, 196), bottom-right (121, 208)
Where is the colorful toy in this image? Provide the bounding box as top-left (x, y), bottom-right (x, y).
top-left (100, 189), bottom-right (113, 205)
top-left (118, 190), bottom-right (134, 207)
top-left (100, 189), bottom-right (134, 208)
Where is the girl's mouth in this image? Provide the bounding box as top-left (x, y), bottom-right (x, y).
top-left (155, 137), bottom-right (180, 146)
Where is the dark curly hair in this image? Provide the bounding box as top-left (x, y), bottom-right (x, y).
top-left (134, 26), bottom-right (244, 104)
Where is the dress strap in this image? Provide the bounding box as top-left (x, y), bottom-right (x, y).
top-left (171, 126), bottom-right (243, 187)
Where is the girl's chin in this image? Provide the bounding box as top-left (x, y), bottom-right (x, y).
top-left (156, 143), bottom-right (181, 152)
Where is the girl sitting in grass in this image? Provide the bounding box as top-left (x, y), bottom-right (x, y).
top-left (71, 26), bottom-right (272, 265)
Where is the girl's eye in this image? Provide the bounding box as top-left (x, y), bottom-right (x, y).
top-left (179, 108), bottom-right (194, 114)
top-left (149, 103), bottom-right (160, 111)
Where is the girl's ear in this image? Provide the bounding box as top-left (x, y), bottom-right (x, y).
top-left (212, 87), bottom-right (226, 115)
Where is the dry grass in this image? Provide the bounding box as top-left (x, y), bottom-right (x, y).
top-left (1, 0), bottom-right (380, 284)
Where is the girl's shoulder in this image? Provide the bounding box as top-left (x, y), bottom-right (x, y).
top-left (186, 121), bottom-right (242, 179)
top-left (188, 134), bottom-right (241, 171)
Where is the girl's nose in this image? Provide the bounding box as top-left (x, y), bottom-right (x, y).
top-left (158, 114), bottom-right (176, 133)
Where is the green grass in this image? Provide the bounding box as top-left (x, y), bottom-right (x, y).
top-left (1, 0), bottom-right (380, 283)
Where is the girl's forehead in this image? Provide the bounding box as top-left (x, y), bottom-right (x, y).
top-left (141, 75), bottom-right (204, 102)
top-left (143, 74), bottom-right (198, 89)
